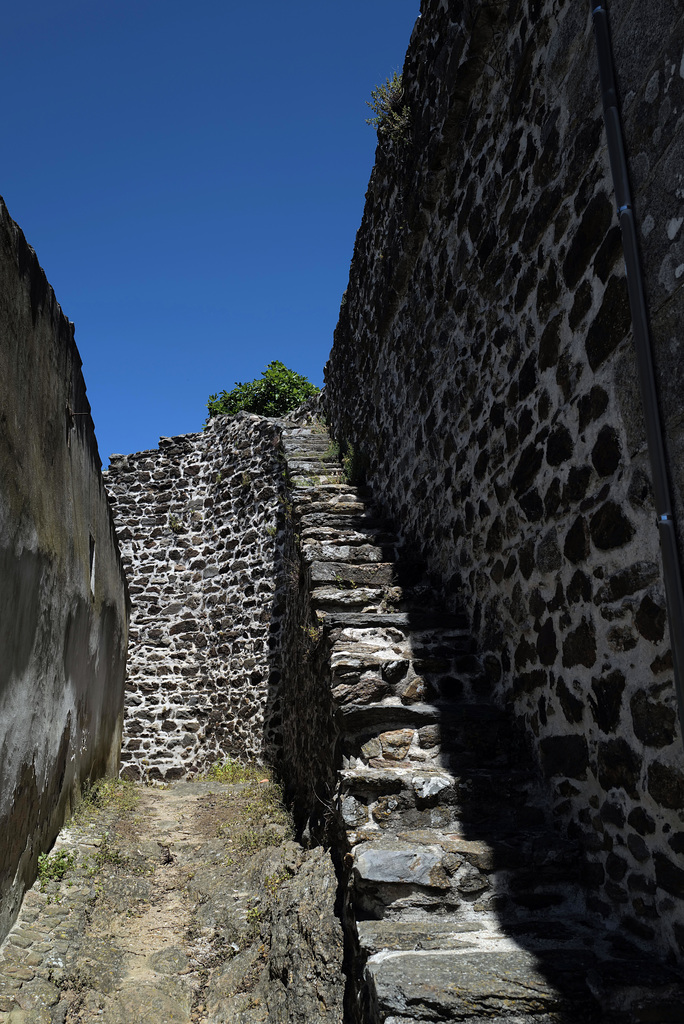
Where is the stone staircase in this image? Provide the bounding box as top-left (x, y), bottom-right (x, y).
top-left (281, 420), bottom-right (684, 1024)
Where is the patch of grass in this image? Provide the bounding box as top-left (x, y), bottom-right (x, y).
top-left (37, 849), bottom-right (75, 891)
top-left (263, 869), bottom-right (290, 898)
top-left (198, 758), bottom-right (267, 784)
top-left (85, 832), bottom-right (129, 876)
top-left (206, 774), bottom-right (294, 855)
top-left (74, 777), bottom-right (139, 826)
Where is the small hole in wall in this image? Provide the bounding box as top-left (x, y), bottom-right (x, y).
top-left (89, 534), bottom-right (96, 596)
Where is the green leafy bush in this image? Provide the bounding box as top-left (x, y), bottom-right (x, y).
top-left (366, 71), bottom-right (411, 143)
top-left (206, 361), bottom-right (319, 419)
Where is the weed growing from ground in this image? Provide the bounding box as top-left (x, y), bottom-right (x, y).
top-left (74, 778), bottom-right (139, 826)
top-left (198, 758), bottom-right (267, 784)
top-left (37, 849), bottom-right (75, 891)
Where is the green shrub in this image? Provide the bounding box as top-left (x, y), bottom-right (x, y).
top-left (206, 362), bottom-right (319, 420)
top-left (366, 72), bottom-right (411, 143)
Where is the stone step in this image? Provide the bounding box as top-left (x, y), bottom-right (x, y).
top-left (362, 947), bottom-right (601, 1022)
top-left (309, 561), bottom-right (397, 587)
top-left (311, 586), bottom-right (386, 612)
top-left (301, 524), bottom-right (398, 546)
top-left (292, 482), bottom-right (372, 501)
top-left (359, 939), bottom-right (684, 1023)
top-left (297, 497), bottom-right (368, 517)
top-left (300, 512), bottom-right (387, 531)
top-left (324, 610), bottom-right (470, 631)
top-left (336, 702), bottom-right (513, 765)
top-left (291, 474), bottom-right (346, 488)
top-left (338, 765), bottom-right (547, 836)
top-left (349, 829), bottom-right (579, 898)
top-left (286, 456), bottom-right (342, 469)
top-left (302, 539), bottom-right (398, 564)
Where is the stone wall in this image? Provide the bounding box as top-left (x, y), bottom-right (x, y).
top-left (0, 197), bottom-right (129, 941)
top-left (325, 0), bottom-right (684, 960)
top-left (105, 405), bottom-right (341, 834)
top-left (105, 414), bottom-right (285, 779)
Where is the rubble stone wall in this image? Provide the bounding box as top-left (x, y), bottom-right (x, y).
top-left (105, 415), bottom-right (285, 779)
top-left (0, 197), bottom-right (129, 941)
top-left (324, 0), bottom-right (684, 959)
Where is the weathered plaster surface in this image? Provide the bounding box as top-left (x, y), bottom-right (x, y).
top-left (324, 0), bottom-right (684, 960)
top-left (0, 197), bottom-right (128, 941)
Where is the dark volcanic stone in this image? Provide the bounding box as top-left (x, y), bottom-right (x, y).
top-left (628, 467), bottom-right (654, 509)
top-left (511, 443), bottom-right (544, 495)
top-left (564, 516), bottom-right (590, 564)
top-left (538, 315), bottom-right (562, 370)
top-left (536, 260), bottom-right (561, 317)
top-left (627, 808), bottom-right (656, 836)
top-left (555, 678), bottom-right (584, 724)
top-left (654, 851), bottom-right (684, 898)
top-left (585, 275), bottom-right (632, 370)
top-left (529, 588), bottom-right (546, 619)
top-left (634, 595), bottom-right (667, 643)
top-left (601, 800), bottom-right (625, 828)
top-left (568, 280), bottom-right (593, 330)
top-left (591, 426), bottom-right (621, 477)
top-left (540, 734), bottom-right (589, 778)
top-left (536, 529), bottom-right (561, 572)
top-left (578, 386), bottom-right (609, 430)
top-left (563, 191), bottom-right (613, 288)
top-left (515, 636), bottom-right (538, 669)
top-left (518, 488), bottom-right (544, 522)
top-left (630, 690), bottom-right (676, 748)
top-left (536, 618), bottom-right (558, 666)
top-left (598, 738), bottom-right (642, 797)
top-left (648, 761), bottom-right (684, 809)
top-left (518, 353), bottom-right (537, 400)
top-left (606, 853), bottom-right (628, 881)
top-left (564, 466), bottom-right (592, 503)
top-left (513, 669), bottom-right (547, 695)
top-left (594, 225), bottom-right (623, 283)
top-left (668, 833), bottom-right (684, 854)
top-left (567, 570), bottom-right (592, 604)
top-left (596, 561), bottom-right (660, 603)
top-left (627, 833), bottom-right (650, 862)
top-left (562, 618), bottom-right (597, 668)
top-left (519, 539), bottom-right (535, 579)
top-left (589, 670), bottom-right (626, 733)
top-left (546, 425), bottom-right (573, 466)
top-left (589, 501), bottom-right (635, 549)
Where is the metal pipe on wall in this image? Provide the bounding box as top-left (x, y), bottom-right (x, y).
top-left (591, 2), bottom-right (684, 731)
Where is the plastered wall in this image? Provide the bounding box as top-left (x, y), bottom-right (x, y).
top-left (0, 197), bottom-right (128, 941)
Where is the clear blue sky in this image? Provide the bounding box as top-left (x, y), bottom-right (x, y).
top-left (2, 0), bottom-right (419, 461)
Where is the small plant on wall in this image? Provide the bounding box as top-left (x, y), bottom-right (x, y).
top-left (168, 514), bottom-right (184, 534)
top-left (366, 71), bottom-right (411, 144)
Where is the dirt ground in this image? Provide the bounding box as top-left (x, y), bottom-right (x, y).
top-left (0, 773), bottom-right (345, 1024)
